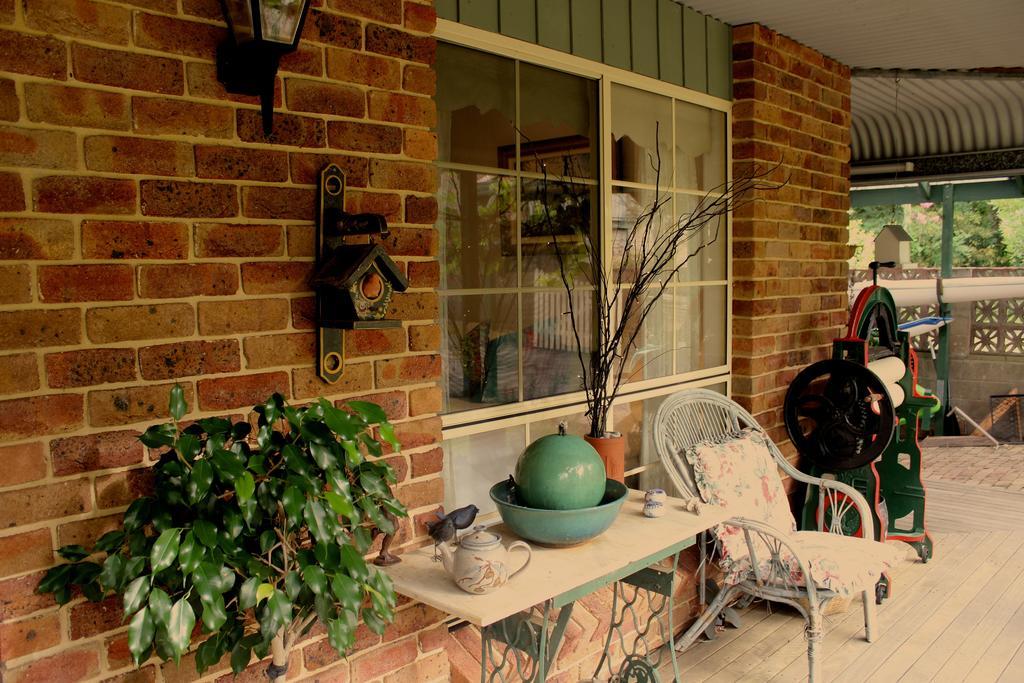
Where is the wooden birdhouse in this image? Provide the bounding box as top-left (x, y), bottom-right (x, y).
top-left (875, 224), bottom-right (914, 267)
top-left (315, 164), bottom-right (408, 383)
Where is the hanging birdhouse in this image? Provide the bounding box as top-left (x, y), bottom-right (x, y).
top-left (315, 164), bottom-right (408, 383)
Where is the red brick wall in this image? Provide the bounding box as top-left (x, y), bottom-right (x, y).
top-left (730, 23), bottom-right (853, 458)
top-left (0, 1), bottom-right (445, 681)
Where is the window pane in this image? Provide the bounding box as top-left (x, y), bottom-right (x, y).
top-left (444, 427), bottom-right (526, 515)
top-left (528, 410), bottom-right (591, 441)
top-left (674, 285), bottom-right (727, 372)
top-left (442, 293), bottom-right (519, 412)
top-left (523, 290), bottom-right (596, 400)
top-left (520, 63), bottom-right (599, 179)
top-left (611, 187), bottom-right (674, 284)
top-left (439, 170), bottom-right (517, 290)
top-left (611, 84), bottom-right (672, 185)
top-left (613, 394), bottom-right (672, 484)
top-left (521, 178), bottom-right (598, 285)
top-left (674, 193), bottom-right (727, 282)
top-left (436, 43), bottom-right (515, 167)
top-left (675, 101), bottom-right (726, 191)
top-left (619, 286), bottom-right (673, 382)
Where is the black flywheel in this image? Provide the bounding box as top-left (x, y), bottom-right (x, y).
top-left (783, 359), bottom-right (897, 471)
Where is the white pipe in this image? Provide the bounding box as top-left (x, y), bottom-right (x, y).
top-left (850, 161), bottom-right (915, 176)
top-left (853, 276), bottom-right (1024, 308)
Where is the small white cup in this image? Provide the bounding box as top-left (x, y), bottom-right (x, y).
top-left (645, 488), bottom-right (666, 504)
top-left (643, 500), bottom-right (666, 518)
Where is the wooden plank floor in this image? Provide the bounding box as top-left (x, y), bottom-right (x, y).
top-left (659, 476), bottom-right (1024, 682)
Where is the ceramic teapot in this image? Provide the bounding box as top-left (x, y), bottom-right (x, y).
top-left (438, 526), bottom-right (532, 594)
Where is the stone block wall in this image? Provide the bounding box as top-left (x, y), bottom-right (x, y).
top-left (729, 23), bottom-right (854, 459)
top-left (0, 1), bottom-right (446, 681)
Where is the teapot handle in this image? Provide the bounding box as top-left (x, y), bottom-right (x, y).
top-left (507, 541), bottom-right (532, 579)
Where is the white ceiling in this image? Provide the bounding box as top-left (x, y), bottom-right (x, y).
top-left (680, 0), bottom-right (1024, 70)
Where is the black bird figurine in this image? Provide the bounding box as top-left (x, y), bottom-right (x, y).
top-left (426, 504), bottom-right (479, 561)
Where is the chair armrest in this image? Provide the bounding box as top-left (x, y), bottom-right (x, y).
top-left (810, 478), bottom-right (876, 542)
top-left (727, 516), bottom-right (821, 603)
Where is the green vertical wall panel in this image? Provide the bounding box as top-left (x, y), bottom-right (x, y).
top-left (436, 0), bottom-right (458, 21)
top-left (682, 6), bottom-right (707, 93)
top-left (601, 0), bottom-right (631, 70)
top-left (706, 17), bottom-right (731, 99)
top-left (570, 0), bottom-right (603, 63)
top-left (630, 0), bottom-right (658, 78)
top-left (500, 0), bottom-right (536, 43)
top-left (537, 0), bottom-right (572, 52)
top-left (459, 0), bottom-right (499, 32)
top-left (657, 0), bottom-right (683, 86)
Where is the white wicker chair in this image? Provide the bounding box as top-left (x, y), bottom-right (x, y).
top-left (654, 389), bottom-right (892, 682)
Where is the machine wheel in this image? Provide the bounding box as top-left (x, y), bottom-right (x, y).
top-left (917, 543), bottom-right (930, 564)
top-left (875, 580), bottom-right (889, 605)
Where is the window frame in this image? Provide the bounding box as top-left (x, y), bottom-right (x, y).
top-left (435, 19), bottom-right (734, 442)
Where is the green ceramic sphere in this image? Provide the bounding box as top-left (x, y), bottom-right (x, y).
top-left (514, 430), bottom-right (606, 510)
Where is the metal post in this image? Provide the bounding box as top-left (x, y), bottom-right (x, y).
top-left (935, 183), bottom-right (955, 433)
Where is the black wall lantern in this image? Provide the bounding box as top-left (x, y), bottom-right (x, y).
top-left (217, 0), bottom-right (312, 134)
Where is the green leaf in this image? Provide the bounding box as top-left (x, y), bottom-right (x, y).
top-left (340, 545), bottom-right (369, 582)
top-left (127, 606), bottom-right (155, 664)
top-left (341, 439), bottom-right (363, 467)
top-left (321, 403), bottom-right (359, 440)
top-left (347, 400), bottom-right (387, 425)
top-left (169, 384), bottom-right (187, 421)
top-left (256, 582), bottom-right (275, 604)
top-left (211, 449), bottom-right (245, 482)
top-left (309, 442), bottom-right (337, 470)
top-left (148, 587), bottom-right (171, 628)
top-left (167, 597), bottom-right (196, 656)
top-left (188, 459), bottom-right (214, 502)
top-left (314, 542), bottom-right (341, 570)
top-left (123, 556), bottom-right (146, 582)
top-left (122, 498), bottom-right (153, 532)
top-left (330, 573), bottom-right (361, 611)
top-left (378, 422), bottom-right (401, 453)
top-left (230, 642), bottom-right (252, 675)
top-left (57, 545), bottom-right (90, 561)
top-left (36, 564), bottom-right (74, 595)
top-left (175, 433), bottom-right (201, 463)
top-left (284, 571), bottom-right (302, 601)
top-left (123, 575), bottom-right (150, 615)
top-left (235, 471), bottom-right (255, 503)
top-left (140, 423), bottom-right (176, 448)
top-left (327, 610), bottom-right (357, 654)
top-left (359, 432), bottom-right (383, 457)
top-left (324, 491), bottom-right (355, 519)
top-left (304, 499), bottom-right (333, 544)
top-left (263, 589), bottom-right (292, 636)
top-left (359, 471), bottom-right (388, 497)
top-left (98, 554), bottom-right (123, 590)
top-left (231, 421), bottom-right (251, 441)
top-left (361, 607), bottom-right (388, 635)
top-left (150, 528), bottom-right (180, 574)
top-left (178, 531), bottom-right (203, 574)
top-left (239, 576), bottom-right (259, 610)
top-left (94, 530), bottom-right (125, 554)
top-left (299, 419), bottom-right (333, 445)
top-left (194, 520), bottom-right (218, 548)
top-left (360, 497), bottom-right (394, 535)
top-left (201, 593), bottom-right (227, 632)
top-left (259, 530), bottom-right (277, 554)
top-left (302, 565), bottom-right (327, 596)
top-left (195, 634), bottom-right (222, 674)
top-left (197, 417), bottom-right (232, 435)
top-left (282, 485), bottom-right (305, 526)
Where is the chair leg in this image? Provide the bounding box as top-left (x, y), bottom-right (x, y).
top-left (675, 584), bottom-right (741, 653)
top-left (807, 602), bottom-right (823, 683)
top-left (863, 588), bottom-right (877, 642)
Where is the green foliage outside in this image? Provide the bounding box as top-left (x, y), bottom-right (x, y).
top-left (849, 198), bottom-right (1024, 269)
top-left (36, 387), bottom-right (407, 679)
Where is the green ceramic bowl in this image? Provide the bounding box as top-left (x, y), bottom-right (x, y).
top-left (489, 478), bottom-right (629, 547)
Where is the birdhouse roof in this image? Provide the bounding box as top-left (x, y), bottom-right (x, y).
top-left (312, 243), bottom-right (409, 292)
top-left (875, 224), bottom-right (913, 242)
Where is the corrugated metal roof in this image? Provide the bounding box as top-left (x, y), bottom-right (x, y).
top-left (678, 0), bottom-right (1024, 70)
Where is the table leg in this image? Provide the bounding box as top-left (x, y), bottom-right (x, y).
top-left (594, 553), bottom-right (681, 682)
top-left (481, 600), bottom-right (574, 682)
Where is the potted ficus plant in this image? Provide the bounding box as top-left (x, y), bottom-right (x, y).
top-left (36, 386), bottom-right (407, 681)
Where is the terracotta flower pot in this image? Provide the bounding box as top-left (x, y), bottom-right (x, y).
top-left (584, 433), bottom-right (626, 483)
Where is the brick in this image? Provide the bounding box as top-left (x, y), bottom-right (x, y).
top-left (0, 442), bottom-right (46, 486)
top-left (292, 363), bottom-right (371, 399)
top-left (96, 468), bottom-right (155, 509)
top-left (237, 109), bottom-right (325, 148)
top-left (0, 612), bottom-right (61, 659)
top-left (351, 638), bottom-right (418, 682)
top-left (88, 382), bottom-right (196, 427)
top-left (411, 447), bottom-right (442, 478)
top-left (288, 152), bottom-right (368, 187)
top-left (391, 416), bottom-right (442, 451)
top-left (180, 0), bottom-right (221, 19)
top-left (345, 328), bottom-right (406, 357)
top-left (57, 513), bottom-right (122, 547)
top-left (0, 0), bottom-right (11, 24)
top-left (0, 218), bottom-right (73, 260)
top-left (132, 96), bottom-right (233, 138)
top-left (198, 298), bottom-right (289, 335)
top-left (342, 390), bottom-right (407, 422)
top-left (368, 91), bottom-right (436, 127)
top-left (0, 571), bottom-right (57, 620)
top-left (84, 135), bottom-right (194, 176)
top-left (0, 352), bottom-right (38, 394)
top-left (23, 83), bottom-right (127, 132)
top-left (138, 263), bottom-right (239, 298)
top-left (0, 171), bottom-right (23, 211)
top-left (365, 24), bottom-right (435, 64)
top-left (279, 44), bottom-right (325, 77)
top-left (82, 220), bottom-right (189, 259)
top-left (195, 145), bottom-right (289, 182)
top-left (45, 348), bottom-right (136, 389)
top-left (327, 121), bottom-right (402, 155)
top-left (72, 43), bottom-right (183, 94)
top-left (4, 647), bottom-right (101, 683)
top-left (402, 64), bottom-right (435, 96)
top-left (383, 603), bottom-right (445, 644)
top-left (286, 78), bottom-right (365, 117)
top-left (243, 333), bottom-right (315, 369)
top-left (328, 0), bottom-right (401, 24)
top-left (408, 324), bottom-right (440, 352)
top-left (0, 309), bottom-right (80, 350)
top-left (140, 180), bottom-right (237, 218)
top-left (38, 264), bottom-right (134, 303)
top-left (86, 303), bottom-right (194, 343)
top-left (197, 372), bottom-right (289, 411)
top-left (403, 2), bottom-right (436, 33)
top-left (51, 430), bottom-right (143, 476)
top-left (0, 265), bottom-right (30, 304)
top-left (405, 196), bottom-right (438, 227)
top-left (286, 226), bottom-right (313, 258)
top-left (290, 296), bottom-right (315, 329)
top-left (375, 355), bottom-right (441, 388)
top-left (404, 128), bottom-right (437, 160)
top-left (25, 0), bottom-right (129, 44)
top-left (389, 291), bottom-right (439, 319)
top-left (0, 529), bottom-right (53, 578)
top-left (139, 339), bottom-right (240, 380)
top-left (194, 223), bottom-right (283, 257)
top-left (305, 10), bottom-right (361, 49)
top-left (326, 49), bottom-right (400, 89)
top-left (242, 186), bottom-right (315, 219)
top-left (0, 126), bottom-right (77, 170)
top-left (240, 262), bottom-right (313, 294)
top-left (369, 159), bottom-right (436, 193)
top-left (0, 479), bottom-right (90, 527)
top-left (33, 176), bottom-right (137, 215)
top-left (409, 386), bottom-right (441, 416)
top-left (69, 595), bottom-right (122, 639)
top-left (133, 12), bottom-right (226, 58)
top-left (186, 62), bottom-right (276, 107)
top-left (0, 28), bottom-right (67, 80)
